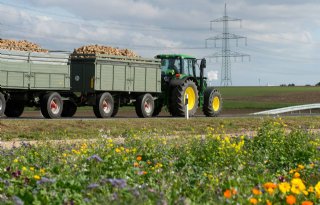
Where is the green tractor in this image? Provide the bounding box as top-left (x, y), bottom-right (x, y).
top-left (154, 54), bottom-right (222, 117)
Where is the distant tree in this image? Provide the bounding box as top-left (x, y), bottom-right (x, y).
top-left (315, 82), bottom-right (320, 86)
top-left (288, 83), bottom-right (295, 87)
top-left (280, 84), bottom-right (287, 87)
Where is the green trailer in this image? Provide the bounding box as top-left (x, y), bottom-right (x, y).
top-left (0, 49), bottom-right (70, 118)
top-left (69, 54), bottom-right (161, 118)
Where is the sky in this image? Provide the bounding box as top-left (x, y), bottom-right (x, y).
top-left (0, 0), bottom-right (320, 86)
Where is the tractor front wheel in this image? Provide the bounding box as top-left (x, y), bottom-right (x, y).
top-left (203, 87), bottom-right (222, 117)
top-left (171, 80), bottom-right (199, 117)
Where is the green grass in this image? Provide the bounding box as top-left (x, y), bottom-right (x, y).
top-left (1, 116), bottom-right (320, 141)
top-left (219, 86), bottom-right (320, 97)
top-left (0, 118), bottom-right (319, 204)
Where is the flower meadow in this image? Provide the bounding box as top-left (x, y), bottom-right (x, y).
top-left (0, 119), bottom-right (319, 204)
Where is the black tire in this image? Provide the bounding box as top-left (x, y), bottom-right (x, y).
top-left (0, 93), bottom-right (6, 117)
top-left (40, 92), bottom-right (63, 119)
top-left (111, 96), bottom-right (119, 117)
top-left (4, 101), bottom-right (24, 117)
top-left (93, 92), bottom-right (114, 118)
top-left (61, 100), bottom-right (77, 117)
top-left (135, 93), bottom-right (154, 118)
top-left (203, 87), bottom-right (222, 117)
top-left (152, 99), bottom-right (163, 117)
top-left (170, 80), bottom-right (199, 117)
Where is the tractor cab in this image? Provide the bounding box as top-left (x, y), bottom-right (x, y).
top-left (155, 54), bottom-right (201, 79)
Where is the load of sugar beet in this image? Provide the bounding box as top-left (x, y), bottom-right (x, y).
top-left (0, 39), bottom-right (48, 53)
top-left (72, 44), bottom-right (139, 58)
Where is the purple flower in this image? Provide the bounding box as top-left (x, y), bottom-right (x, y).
top-left (101, 178), bottom-right (127, 189)
top-left (12, 196), bottom-right (24, 205)
top-left (36, 177), bottom-right (56, 185)
top-left (87, 154), bottom-right (103, 162)
top-left (87, 183), bottom-right (100, 189)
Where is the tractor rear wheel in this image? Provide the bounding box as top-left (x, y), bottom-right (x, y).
top-left (61, 100), bottom-right (77, 117)
top-left (4, 101), bottom-right (24, 117)
top-left (171, 80), bottom-right (199, 117)
top-left (203, 87), bottom-right (222, 117)
top-left (41, 92), bottom-right (63, 119)
top-left (135, 93), bottom-right (154, 118)
top-left (93, 92), bottom-right (114, 118)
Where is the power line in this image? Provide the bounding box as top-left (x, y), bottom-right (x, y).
top-left (206, 3), bottom-right (250, 86)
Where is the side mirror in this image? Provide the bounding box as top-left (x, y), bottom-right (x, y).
top-left (200, 58), bottom-right (206, 69)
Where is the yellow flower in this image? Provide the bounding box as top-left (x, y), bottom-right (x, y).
top-left (40, 168), bottom-right (45, 174)
top-left (30, 167), bottom-right (35, 171)
top-left (308, 186), bottom-right (314, 193)
top-left (291, 178), bottom-right (306, 195)
top-left (298, 165), bottom-right (305, 170)
top-left (13, 158), bottom-right (18, 163)
top-left (115, 148), bottom-right (121, 153)
top-left (286, 195), bottom-right (296, 205)
top-left (22, 167), bottom-right (27, 171)
top-left (62, 153), bottom-right (67, 157)
top-left (33, 175), bottom-right (41, 180)
top-left (279, 182), bottom-right (291, 194)
top-left (249, 198), bottom-right (258, 205)
top-left (315, 182), bottom-right (320, 198)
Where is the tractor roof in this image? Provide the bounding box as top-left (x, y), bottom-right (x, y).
top-left (155, 54), bottom-right (196, 59)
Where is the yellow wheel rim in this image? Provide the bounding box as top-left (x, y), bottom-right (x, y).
top-left (184, 87), bottom-right (196, 110)
top-left (212, 96), bottom-right (220, 111)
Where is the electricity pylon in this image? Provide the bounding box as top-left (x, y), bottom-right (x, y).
top-left (206, 3), bottom-right (250, 86)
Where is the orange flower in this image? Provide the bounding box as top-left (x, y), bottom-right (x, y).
top-left (224, 189), bottom-right (232, 199)
top-left (231, 188), bottom-right (237, 195)
top-left (133, 162), bottom-right (139, 167)
top-left (266, 200), bottom-right (272, 205)
top-left (293, 172), bottom-right (300, 178)
top-left (301, 201), bottom-right (313, 205)
top-left (249, 198), bottom-right (258, 205)
top-left (264, 182), bottom-right (277, 189)
top-left (286, 195), bottom-right (296, 205)
top-left (252, 188), bottom-right (262, 195)
top-left (136, 156), bottom-right (142, 161)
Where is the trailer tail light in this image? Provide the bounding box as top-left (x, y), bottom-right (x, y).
top-left (175, 73), bottom-right (181, 78)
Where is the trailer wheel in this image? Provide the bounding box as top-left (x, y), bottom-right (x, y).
top-left (41, 92), bottom-right (63, 119)
top-left (61, 100), bottom-right (77, 117)
top-left (0, 93), bottom-right (6, 117)
top-left (111, 97), bottom-right (120, 117)
top-left (4, 101), bottom-right (24, 117)
top-left (152, 99), bottom-right (163, 117)
top-left (135, 93), bottom-right (154, 118)
top-left (93, 92), bottom-right (114, 118)
top-left (203, 87), bottom-right (222, 117)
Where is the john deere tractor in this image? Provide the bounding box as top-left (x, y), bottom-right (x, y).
top-left (154, 54), bottom-right (222, 117)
